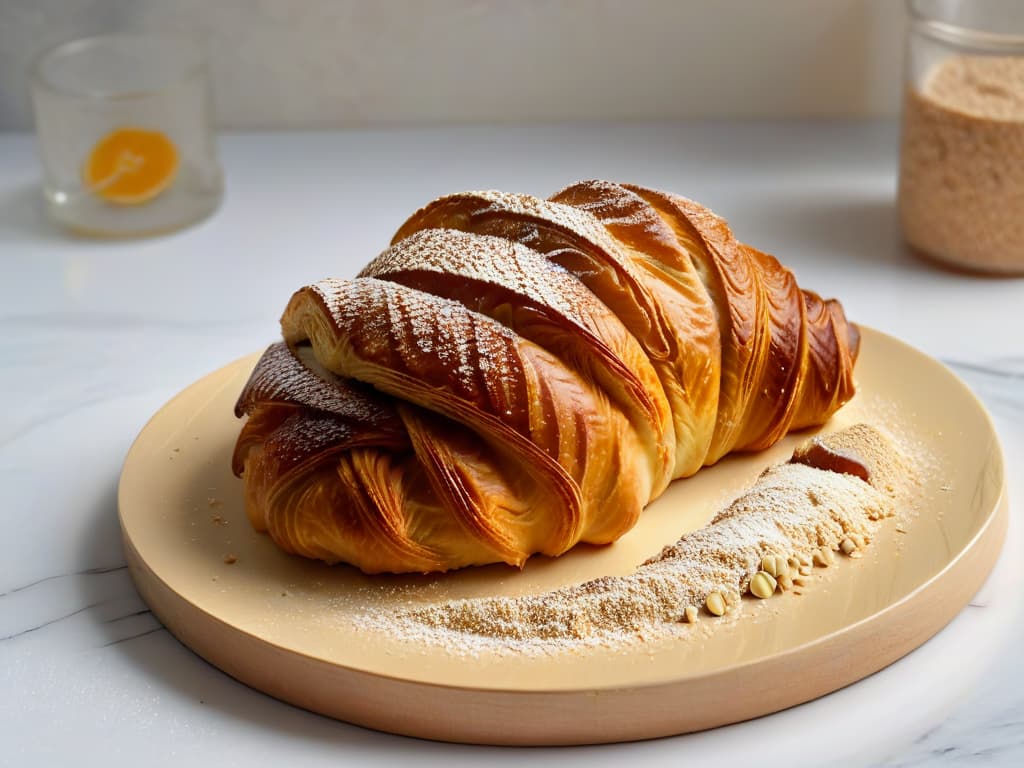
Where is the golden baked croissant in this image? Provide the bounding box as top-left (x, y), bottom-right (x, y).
top-left (233, 181), bottom-right (859, 574)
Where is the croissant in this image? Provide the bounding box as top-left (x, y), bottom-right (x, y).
top-left (233, 181), bottom-right (859, 574)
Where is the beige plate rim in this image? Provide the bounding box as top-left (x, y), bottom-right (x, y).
top-left (117, 326), bottom-right (1008, 698)
top-left (124, 507), bottom-right (1007, 697)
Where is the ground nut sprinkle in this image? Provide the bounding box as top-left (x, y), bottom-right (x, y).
top-left (355, 425), bottom-right (915, 655)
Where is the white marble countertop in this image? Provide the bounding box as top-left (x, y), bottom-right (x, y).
top-left (1, 122), bottom-right (1023, 767)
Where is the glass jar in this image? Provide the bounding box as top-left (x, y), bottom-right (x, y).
top-left (31, 35), bottom-right (223, 238)
top-left (898, 0), bottom-right (1024, 274)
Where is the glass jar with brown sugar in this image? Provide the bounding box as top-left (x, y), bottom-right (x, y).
top-left (899, 0), bottom-right (1024, 274)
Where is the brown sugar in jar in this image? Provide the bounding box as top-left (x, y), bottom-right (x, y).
top-left (899, 55), bottom-right (1024, 274)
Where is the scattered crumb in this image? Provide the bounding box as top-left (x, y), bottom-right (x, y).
top-left (223, 554), bottom-right (238, 565)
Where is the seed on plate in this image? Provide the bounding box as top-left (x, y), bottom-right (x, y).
top-left (777, 573), bottom-right (794, 591)
top-left (813, 547), bottom-right (834, 567)
top-left (761, 555), bottom-right (789, 578)
top-left (706, 591), bottom-right (727, 616)
top-left (840, 537), bottom-right (857, 555)
top-left (749, 571), bottom-right (777, 599)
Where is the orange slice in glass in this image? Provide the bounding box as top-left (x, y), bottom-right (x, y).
top-left (82, 128), bottom-right (179, 205)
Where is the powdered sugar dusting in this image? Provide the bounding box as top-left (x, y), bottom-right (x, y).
top-left (234, 343), bottom-right (410, 478)
top-left (262, 409), bottom-right (359, 468)
top-left (364, 229), bottom-right (603, 331)
top-left (302, 276), bottom-right (536, 433)
top-left (467, 189), bottom-right (639, 262)
top-left (235, 341), bottom-right (395, 427)
top-left (552, 179), bottom-right (668, 235)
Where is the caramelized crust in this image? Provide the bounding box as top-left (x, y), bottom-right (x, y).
top-left (233, 181), bottom-right (860, 573)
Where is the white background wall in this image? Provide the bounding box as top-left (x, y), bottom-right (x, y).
top-left (0, 0), bottom-right (907, 130)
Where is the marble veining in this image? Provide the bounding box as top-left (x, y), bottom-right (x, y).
top-left (1, 123), bottom-right (1022, 767)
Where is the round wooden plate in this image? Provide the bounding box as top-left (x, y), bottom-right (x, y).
top-left (119, 327), bottom-right (1007, 745)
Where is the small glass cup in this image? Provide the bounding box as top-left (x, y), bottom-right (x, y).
top-left (898, 0), bottom-right (1024, 274)
top-left (31, 35), bottom-right (223, 238)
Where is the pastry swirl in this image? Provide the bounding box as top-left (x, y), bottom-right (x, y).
top-left (233, 181), bottom-right (859, 573)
